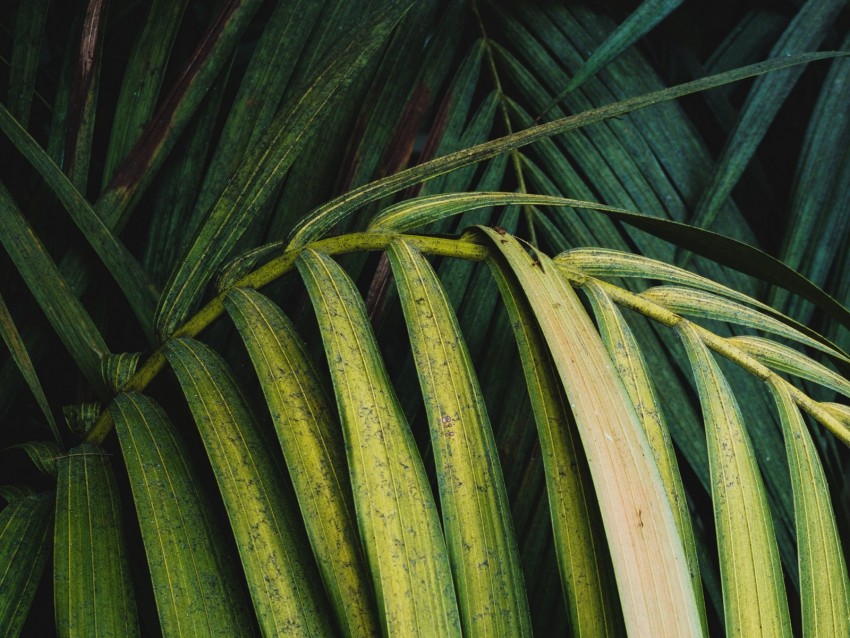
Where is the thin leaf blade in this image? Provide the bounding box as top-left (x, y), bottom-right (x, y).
top-left (109, 392), bottom-right (255, 636)
top-left (386, 239), bottom-right (532, 636)
top-left (54, 443), bottom-right (139, 637)
top-left (678, 323), bottom-right (791, 637)
top-left (297, 248), bottom-right (461, 637)
top-left (767, 379), bottom-right (850, 637)
top-left (0, 491), bottom-right (53, 637)
top-left (224, 287), bottom-right (379, 638)
top-left (480, 227), bottom-right (703, 636)
top-left (163, 337), bottom-right (333, 637)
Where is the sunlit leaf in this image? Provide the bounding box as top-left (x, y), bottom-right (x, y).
top-left (297, 248), bottom-right (461, 636)
top-left (678, 323), bottom-right (791, 637)
top-left (225, 287), bottom-right (380, 637)
top-left (164, 337), bottom-right (334, 636)
top-left (480, 227), bottom-right (704, 636)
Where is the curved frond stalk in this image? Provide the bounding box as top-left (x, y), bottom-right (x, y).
top-left (153, 0), bottom-right (414, 341)
top-left (109, 392), bottom-right (255, 636)
top-left (677, 324), bottom-right (791, 637)
top-left (164, 338), bottom-right (334, 637)
top-left (287, 53), bottom-right (840, 249)
top-left (387, 239), bottom-right (531, 636)
top-left (225, 288), bottom-right (379, 637)
top-left (480, 227), bottom-right (704, 637)
top-left (54, 444), bottom-right (139, 637)
top-left (297, 249), bottom-right (461, 637)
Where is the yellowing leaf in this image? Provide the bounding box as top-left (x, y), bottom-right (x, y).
top-left (480, 227), bottom-right (703, 637)
top-left (297, 248), bottom-right (461, 637)
top-left (678, 323), bottom-right (791, 637)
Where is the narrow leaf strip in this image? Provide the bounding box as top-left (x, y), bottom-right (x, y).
top-left (643, 286), bottom-right (845, 360)
top-left (0, 491), bottom-right (53, 636)
top-left (163, 337), bottom-right (333, 637)
top-left (101, 0), bottom-right (189, 185)
top-left (109, 392), bottom-right (254, 636)
top-left (154, 0), bottom-right (413, 340)
top-left (386, 239), bottom-right (531, 636)
top-left (0, 103), bottom-right (159, 340)
top-left (551, 0), bottom-right (683, 97)
top-left (677, 324), bottom-right (791, 637)
top-left (582, 280), bottom-right (708, 634)
top-left (0, 183), bottom-right (109, 395)
top-left (0, 293), bottom-right (60, 443)
top-left (296, 249), bottom-right (461, 637)
top-left (729, 336), bottom-right (850, 399)
top-left (6, 0), bottom-right (50, 127)
top-left (225, 288), bottom-right (379, 638)
top-left (479, 228), bottom-right (703, 637)
top-left (556, 247), bottom-right (775, 311)
top-left (486, 254), bottom-right (623, 636)
top-left (288, 52), bottom-right (841, 248)
top-left (369, 191), bottom-right (621, 233)
top-left (54, 444), bottom-right (139, 637)
top-left (767, 379), bottom-right (850, 636)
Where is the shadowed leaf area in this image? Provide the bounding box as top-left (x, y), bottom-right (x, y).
top-left (2, 1), bottom-right (850, 636)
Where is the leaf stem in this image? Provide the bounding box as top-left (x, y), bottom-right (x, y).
top-left (85, 232), bottom-right (489, 442)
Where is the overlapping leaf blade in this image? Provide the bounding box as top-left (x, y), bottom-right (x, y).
top-left (0, 491), bottom-right (53, 637)
top-left (486, 251), bottom-right (623, 636)
top-left (678, 324), bottom-right (791, 637)
top-left (297, 248), bottom-right (461, 636)
top-left (54, 443), bottom-right (138, 637)
top-left (224, 288), bottom-right (379, 637)
top-left (387, 239), bottom-right (531, 636)
top-left (768, 380), bottom-right (850, 636)
top-left (109, 392), bottom-right (255, 636)
top-left (480, 227), bottom-right (703, 636)
top-left (163, 337), bottom-right (333, 637)
top-left (0, 184), bottom-right (109, 396)
top-left (154, 0), bottom-right (413, 340)
top-left (582, 279), bottom-right (708, 634)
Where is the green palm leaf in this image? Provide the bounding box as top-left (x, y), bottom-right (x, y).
top-left (164, 337), bottom-right (333, 636)
top-left (298, 248), bottom-right (461, 636)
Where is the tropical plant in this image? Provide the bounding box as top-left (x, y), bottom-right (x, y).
top-left (2, 0), bottom-right (850, 636)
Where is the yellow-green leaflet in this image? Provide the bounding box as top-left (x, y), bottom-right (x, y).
top-left (677, 323), bottom-right (791, 637)
top-left (581, 279), bottom-right (708, 635)
top-left (54, 443), bottom-right (139, 638)
top-left (479, 227), bottom-right (703, 637)
top-left (728, 335), bottom-right (850, 399)
top-left (386, 239), bottom-right (531, 637)
top-left (0, 491), bottom-right (53, 636)
top-left (767, 379), bottom-right (850, 637)
top-left (367, 191), bottom-right (634, 234)
top-left (556, 247), bottom-right (776, 310)
top-left (296, 249), bottom-right (461, 637)
top-left (163, 337), bottom-right (333, 637)
top-left (224, 287), bottom-right (379, 638)
top-left (486, 252), bottom-right (623, 636)
top-left (109, 392), bottom-right (255, 637)
top-left (642, 286), bottom-right (846, 360)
